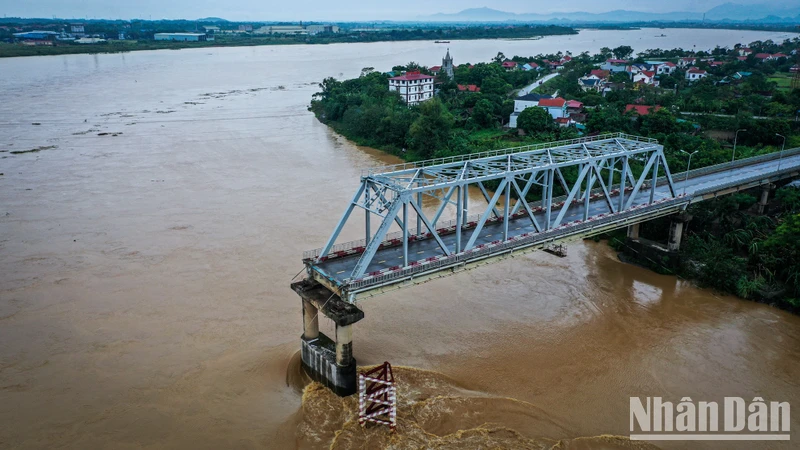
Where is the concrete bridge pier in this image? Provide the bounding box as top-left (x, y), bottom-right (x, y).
top-left (668, 212), bottom-right (691, 252)
top-left (758, 184), bottom-right (774, 214)
top-left (292, 279), bottom-right (364, 396)
top-left (627, 223), bottom-right (641, 240)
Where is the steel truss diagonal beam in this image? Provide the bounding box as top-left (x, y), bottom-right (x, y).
top-left (314, 135), bottom-right (678, 283)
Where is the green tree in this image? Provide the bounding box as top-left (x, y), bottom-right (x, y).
top-left (406, 99), bottom-right (454, 159)
top-left (612, 45), bottom-right (634, 60)
top-left (471, 99), bottom-right (496, 128)
top-left (516, 107), bottom-right (554, 135)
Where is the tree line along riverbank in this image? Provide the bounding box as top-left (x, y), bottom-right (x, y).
top-left (0, 24), bottom-right (575, 58)
top-left (310, 41), bottom-right (800, 312)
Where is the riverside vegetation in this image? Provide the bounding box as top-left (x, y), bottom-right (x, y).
top-left (0, 19), bottom-right (574, 58)
top-left (310, 38), bottom-right (800, 312)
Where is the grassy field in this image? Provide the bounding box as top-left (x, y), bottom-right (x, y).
top-left (768, 72), bottom-right (795, 92)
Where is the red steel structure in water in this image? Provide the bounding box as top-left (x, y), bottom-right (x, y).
top-left (358, 362), bottom-right (397, 431)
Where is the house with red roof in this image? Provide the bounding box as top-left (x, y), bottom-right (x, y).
top-left (555, 117), bottom-right (573, 127)
top-left (501, 61), bottom-right (519, 70)
top-left (754, 53), bottom-right (772, 61)
top-left (457, 84), bottom-right (480, 92)
top-left (737, 56), bottom-right (748, 61)
top-left (429, 65), bottom-right (441, 73)
top-left (656, 62), bottom-right (677, 75)
top-left (566, 100), bottom-right (583, 110)
top-left (738, 47), bottom-right (753, 57)
top-left (590, 69), bottom-right (610, 79)
top-left (633, 70), bottom-right (657, 86)
top-left (685, 67), bottom-right (708, 81)
top-left (772, 53), bottom-right (788, 59)
top-left (538, 97), bottom-right (567, 119)
top-left (625, 104), bottom-right (662, 116)
top-left (388, 71), bottom-right (435, 105)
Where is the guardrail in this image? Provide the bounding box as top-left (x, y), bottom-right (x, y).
top-left (690, 158), bottom-right (800, 197)
top-left (657, 146), bottom-right (800, 187)
top-left (360, 133), bottom-right (658, 177)
top-left (343, 196), bottom-right (691, 292)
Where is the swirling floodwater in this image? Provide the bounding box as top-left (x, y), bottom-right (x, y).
top-left (1, 29), bottom-right (799, 449)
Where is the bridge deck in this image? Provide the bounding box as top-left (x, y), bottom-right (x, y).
top-left (311, 151), bottom-right (800, 297)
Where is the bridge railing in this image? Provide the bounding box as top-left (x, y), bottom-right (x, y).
top-left (690, 158), bottom-right (800, 197)
top-left (360, 133), bottom-right (658, 177)
top-left (344, 196), bottom-right (690, 292)
top-left (657, 146), bottom-right (800, 187)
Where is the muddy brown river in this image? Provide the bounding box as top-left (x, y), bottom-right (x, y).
top-left (1, 29), bottom-right (799, 449)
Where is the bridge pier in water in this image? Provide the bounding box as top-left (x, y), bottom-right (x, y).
top-left (292, 279), bottom-right (364, 397)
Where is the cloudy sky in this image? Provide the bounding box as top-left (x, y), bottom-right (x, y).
top-left (0, 0), bottom-right (791, 21)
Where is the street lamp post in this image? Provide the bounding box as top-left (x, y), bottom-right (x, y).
top-left (732, 128), bottom-right (746, 162)
top-left (680, 149), bottom-right (699, 195)
top-left (776, 133), bottom-right (786, 170)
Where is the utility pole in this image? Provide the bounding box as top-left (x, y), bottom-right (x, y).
top-left (776, 133), bottom-right (786, 170)
top-left (680, 149), bottom-right (699, 195)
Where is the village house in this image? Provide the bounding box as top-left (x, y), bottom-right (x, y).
top-left (566, 100), bottom-right (583, 115)
top-left (632, 70), bottom-right (657, 86)
top-left (501, 61), bottom-right (518, 71)
top-left (738, 47), bottom-right (753, 57)
top-left (508, 93), bottom-right (551, 128)
top-left (555, 117), bottom-right (573, 127)
top-left (578, 77), bottom-right (604, 92)
top-left (656, 62), bottom-right (677, 75)
top-left (522, 62), bottom-right (539, 71)
top-left (538, 97), bottom-right (567, 119)
top-left (600, 59), bottom-right (629, 72)
top-left (625, 104), bottom-right (662, 116)
top-left (685, 67), bottom-right (708, 81)
top-left (754, 53), bottom-right (772, 62)
top-left (388, 71), bottom-right (434, 105)
top-left (457, 84), bottom-right (480, 92)
top-left (677, 57), bottom-right (697, 68)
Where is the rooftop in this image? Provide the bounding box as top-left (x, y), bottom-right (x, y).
top-left (517, 93), bottom-right (552, 102)
top-left (389, 71), bottom-right (434, 81)
top-left (539, 97), bottom-right (566, 107)
top-left (625, 104), bottom-right (662, 116)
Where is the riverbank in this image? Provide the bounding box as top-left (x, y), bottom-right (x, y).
top-left (0, 24), bottom-right (576, 58)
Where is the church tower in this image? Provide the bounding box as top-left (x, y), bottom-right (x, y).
top-left (442, 49), bottom-right (454, 79)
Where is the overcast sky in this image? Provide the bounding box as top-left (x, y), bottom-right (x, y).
top-left (0, 0), bottom-right (792, 21)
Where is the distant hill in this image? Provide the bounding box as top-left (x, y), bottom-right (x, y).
top-left (197, 17), bottom-right (229, 23)
top-left (422, 3), bottom-right (800, 23)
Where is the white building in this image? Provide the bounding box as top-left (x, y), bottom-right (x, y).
top-left (388, 72), bottom-right (434, 105)
top-left (508, 94), bottom-right (567, 128)
top-left (306, 25), bottom-right (339, 34)
top-left (685, 68), bottom-right (708, 81)
top-left (656, 62), bottom-right (677, 75)
top-left (254, 25), bottom-right (306, 35)
top-left (154, 33), bottom-right (208, 42)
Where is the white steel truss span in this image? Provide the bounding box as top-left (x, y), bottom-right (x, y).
top-left (316, 134), bottom-right (677, 280)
